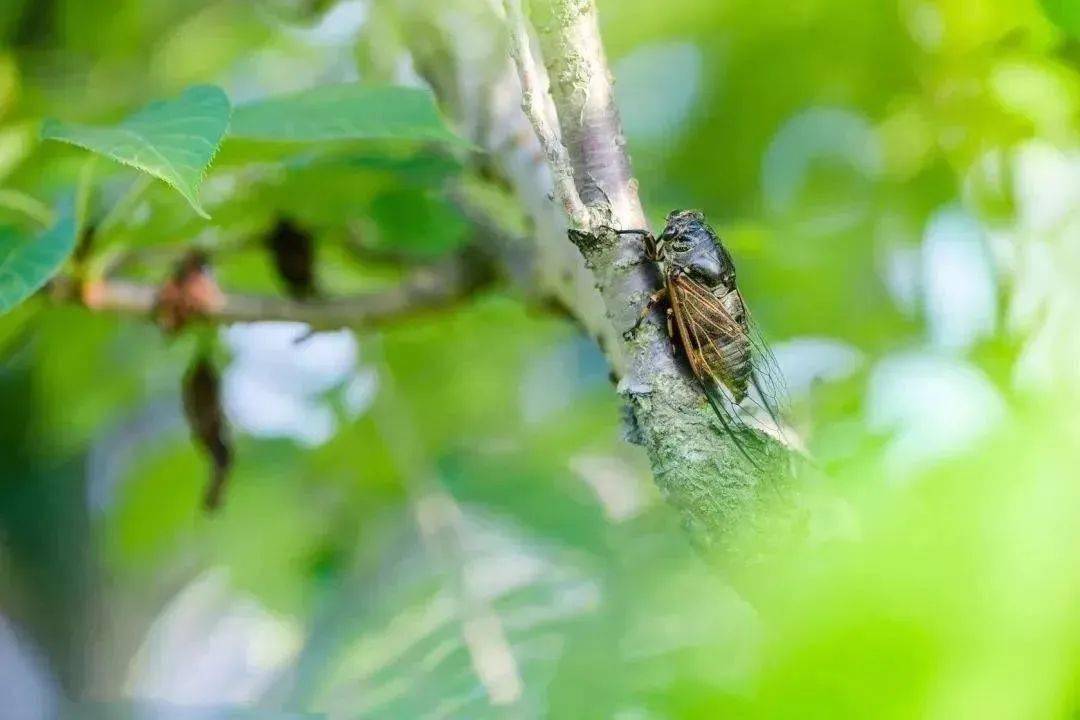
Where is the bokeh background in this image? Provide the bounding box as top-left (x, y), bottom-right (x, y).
top-left (2, 0), bottom-right (1080, 718)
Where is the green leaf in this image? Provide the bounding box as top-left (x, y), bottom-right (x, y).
top-left (41, 86), bottom-right (232, 218)
top-left (1040, 0), bottom-right (1080, 37)
top-left (0, 214), bottom-right (77, 314)
top-left (369, 187), bottom-right (469, 258)
top-left (229, 84), bottom-right (465, 145)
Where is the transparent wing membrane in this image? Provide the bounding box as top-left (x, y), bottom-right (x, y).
top-left (667, 272), bottom-right (794, 464)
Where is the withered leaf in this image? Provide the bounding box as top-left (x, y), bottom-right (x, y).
top-left (182, 355), bottom-right (233, 512)
top-left (155, 251), bottom-right (224, 333)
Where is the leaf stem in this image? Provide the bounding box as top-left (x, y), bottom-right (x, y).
top-left (0, 189), bottom-right (56, 228)
top-left (96, 174), bottom-right (153, 239)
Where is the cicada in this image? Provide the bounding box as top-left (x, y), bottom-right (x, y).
top-left (617, 210), bottom-right (788, 466)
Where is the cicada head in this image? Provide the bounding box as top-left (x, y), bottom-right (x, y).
top-left (658, 209), bottom-right (737, 290)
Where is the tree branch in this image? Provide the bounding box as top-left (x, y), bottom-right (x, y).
top-left (529, 0), bottom-right (646, 229)
top-left (503, 0), bottom-right (591, 228)
top-left (49, 258), bottom-right (490, 331)
top-left (376, 0), bottom-right (627, 374)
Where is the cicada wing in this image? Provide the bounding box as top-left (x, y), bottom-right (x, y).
top-left (739, 305), bottom-right (800, 448)
top-left (667, 274), bottom-right (773, 468)
top-left (680, 275), bottom-right (791, 438)
top-left (671, 273), bottom-right (806, 456)
top-left (669, 274), bottom-right (750, 394)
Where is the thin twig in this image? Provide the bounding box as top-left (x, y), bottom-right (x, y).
top-left (371, 358), bottom-right (525, 709)
top-left (0, 189), bottom-right (56, 227)
top-left (50, 260), bottom-right (489, 330)
top-left (502, 0), bottom-right (591, 229)
top-left (530, 0), bottom-right (646, 229)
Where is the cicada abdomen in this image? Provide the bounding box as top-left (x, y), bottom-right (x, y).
top-left (669, 274), bottom-right (753, 403)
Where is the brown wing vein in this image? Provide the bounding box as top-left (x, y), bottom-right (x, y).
top-left (668, 273), bottom-right (770, 467)
top-left (671, 275), bottom-right (753, 395)
top-left (671, 275), bottom-right (742, 336)
top-left (667, 274), bottom-right (709, 380)
top-left (670, 275), bottom-right (737, 391)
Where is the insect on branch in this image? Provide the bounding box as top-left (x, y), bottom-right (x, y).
top-left (497, 0), bottom-right (799, 559)
top-left (502, 0), bottom-right (592, 229)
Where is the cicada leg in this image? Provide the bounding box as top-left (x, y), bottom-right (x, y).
top-left (623, 287), bottom-right (669, 341)
top-left (608, 228), bottom-right (659, 261)
top-left (666, 307), bottom-right (678, 357)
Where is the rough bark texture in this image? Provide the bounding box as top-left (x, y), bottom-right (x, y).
top-left (530, 0), bottom-right (643, 227)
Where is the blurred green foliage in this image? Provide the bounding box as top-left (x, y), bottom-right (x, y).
top-left (1, 0), bottom-right (1079, 718)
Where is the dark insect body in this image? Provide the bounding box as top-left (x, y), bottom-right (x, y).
top-left (618, 210), bottom-right (786, 466)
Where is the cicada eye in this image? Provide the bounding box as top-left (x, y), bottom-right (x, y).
top-left (665, 232), bottom-right (691, 252)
